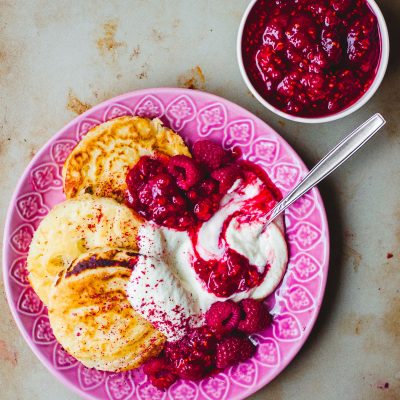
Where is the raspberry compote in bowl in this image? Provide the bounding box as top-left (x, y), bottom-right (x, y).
top-left (237, 0), bottom-right (389, 123)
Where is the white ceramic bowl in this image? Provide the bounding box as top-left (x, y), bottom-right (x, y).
top-left (237, 0), bottom-right (390, 124)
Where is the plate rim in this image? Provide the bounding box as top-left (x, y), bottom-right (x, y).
top-left (2, 87), bottom-right (330, 400)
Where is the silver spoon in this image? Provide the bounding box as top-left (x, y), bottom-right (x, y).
top-left (263, 113), bottom-right (386, 230)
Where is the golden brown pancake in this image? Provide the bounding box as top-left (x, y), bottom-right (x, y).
top-left (27, 195), bottom-right (143, 305)
top-left (62, 116), bottom-right (191, 202)
top-left (48, 248), bottom-right (165, 372)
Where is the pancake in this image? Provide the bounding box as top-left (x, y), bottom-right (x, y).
top-left (62, 116), bottom-right (191, 202)
top-left (48, 248), bottom-right (165, 372)
top-left (27, 195), bottom-right (143, 305)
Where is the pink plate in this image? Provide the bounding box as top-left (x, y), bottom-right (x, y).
top-left (3, 88), bottom-right (329, 400)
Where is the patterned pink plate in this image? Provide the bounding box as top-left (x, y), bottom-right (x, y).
top-left (3, 88), bottom-right (329, 400)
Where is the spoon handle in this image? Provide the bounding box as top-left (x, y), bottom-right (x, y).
top-left (265, 113), bottom-right (386, 225)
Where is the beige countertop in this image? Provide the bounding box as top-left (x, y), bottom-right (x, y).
top-left (0, 1), bottom-right (399, 399)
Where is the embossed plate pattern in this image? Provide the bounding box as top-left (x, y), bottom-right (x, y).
top-left (3, 88), bottom-right (329, 400)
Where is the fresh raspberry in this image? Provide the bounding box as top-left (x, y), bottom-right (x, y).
top-left (143, 357), bottom-right (177, 390)
top-left (163, 340), bottom-right (181, 362)
top-left (192, 140), bottom-right (231, 170)
top-left (194, 198), bottom-right (214, 221)
top-left (167, 155), bottom-right (202, 190)
top-left (174, 359), bottom-right (206, 380)
top-left (188, 326), bottom-right (217, 355)
top-left (238, 299), bottom-right (272, 334)
top-left (239, 337), bottom-right (257, 361)
top-left (205, 301), bottom-right (241, 335)
top-left (135, 155), bottom-right (166, 177)
top-left (215, 336), bottom-right (256, 369)
top-left (211, 164), bottom-right (242, 193)
top-left (198, 178), bottom-right (219, 195)
top-left (215, 336), bottom-right (241, 368)
top-left (143, 357), bottom-right (167, 376)
top-left (165, 327), bottom-right (216, 380)
top-left (187, 189), bottom-right (199, 202)
top-left (148, 372), bottom-right (177, 390)
top-left (151, 173), bottom-right (173, 190)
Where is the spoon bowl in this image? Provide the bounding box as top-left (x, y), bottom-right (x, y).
top-left (263, 113), bottom-right (386, 231)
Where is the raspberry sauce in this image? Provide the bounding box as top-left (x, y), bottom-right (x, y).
top-left (125, 141), bottom-right (283, 298)
top-left (242, 0), bottom-right (381, 117)
top-left (125, 155), bottom-right (197, 230)
top-left (125, 147), bottom-right (237, 229)
top-left (190, 168), bottom-right (281, 297)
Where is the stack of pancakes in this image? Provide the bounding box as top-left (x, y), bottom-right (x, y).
top-left (27, 116), bottom-right (191, 372)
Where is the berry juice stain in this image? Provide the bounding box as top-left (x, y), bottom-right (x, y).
top-left (242, 0), bottom-right (381, 118)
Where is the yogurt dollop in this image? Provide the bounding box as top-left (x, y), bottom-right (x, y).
top-left (127, 254), bottom-right (202, 341)
top-left (193, 175), bottom-right (287, 299)
top-left (127, 175), bottom-right (288, 340)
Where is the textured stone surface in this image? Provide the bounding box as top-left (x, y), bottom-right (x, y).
top-left (0, 1), bottom-right (399, 399)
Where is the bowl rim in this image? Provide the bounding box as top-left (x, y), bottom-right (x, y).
top-left (237, 0), bottom-right (390, 124)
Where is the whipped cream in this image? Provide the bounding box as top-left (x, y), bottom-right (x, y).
top-left (126, 176), bottom-right (288, 341)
